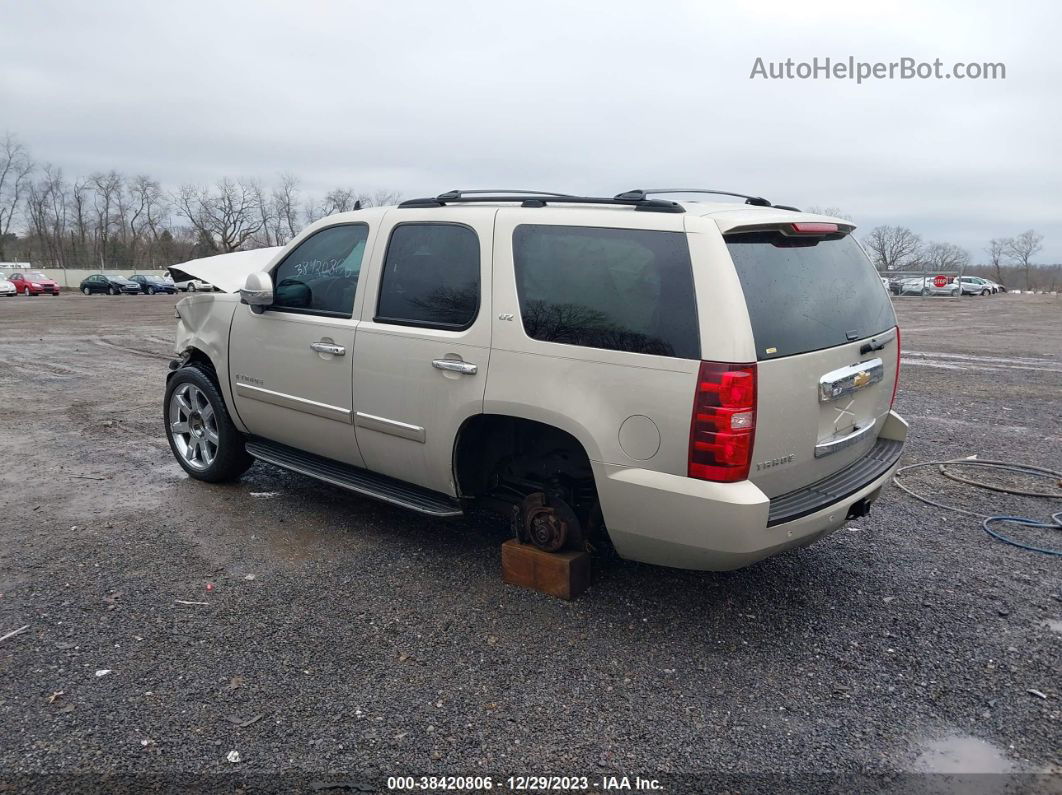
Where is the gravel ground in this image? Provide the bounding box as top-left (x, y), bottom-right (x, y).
top-left (0, 292), bottom-right (1059, 791)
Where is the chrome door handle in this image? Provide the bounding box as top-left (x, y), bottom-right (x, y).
top-left (814, 417), bottom-right (877, 458)
top-left (310, 342), bottom-right (346, 356)
top-left (432, 359), bottom-right (478, 375)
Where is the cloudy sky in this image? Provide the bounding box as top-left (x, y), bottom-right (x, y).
top-left (2, 0), bottom-right (1060, 260)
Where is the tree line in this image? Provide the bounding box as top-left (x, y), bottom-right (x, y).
top-left (0, 132), bottom-right (399, 270)
top-left (860, 225), bottom-right (1053, 291)
top-left (805, 206), bottom-right (1055, 292)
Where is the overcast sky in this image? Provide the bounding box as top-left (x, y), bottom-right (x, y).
top-left (2, 0), bottom-right (1060, 260)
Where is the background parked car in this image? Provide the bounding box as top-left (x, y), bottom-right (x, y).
top-left (128, 274), bottom-right (177, 295)
top-left (958, 276), bottom-right (998, 295)
top-left (7, 270), bottom-right (60, 295)
top-left (0, 274), bottom-right (16, 297)
top-left (79, 274), bottom-right (142, 295)
top-left (164, 268), bottom-right (214, 292)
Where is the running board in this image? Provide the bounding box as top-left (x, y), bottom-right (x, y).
top-left (245, 438), bottom-right (462, 517)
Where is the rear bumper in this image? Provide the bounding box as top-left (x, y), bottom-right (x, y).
top-left (596, 410), bottom-right (908, 571)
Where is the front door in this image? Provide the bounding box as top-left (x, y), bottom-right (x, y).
top-left (228, 221), bottom-right (374, 467)
top-left (351, 207), bottom-right (495, 495)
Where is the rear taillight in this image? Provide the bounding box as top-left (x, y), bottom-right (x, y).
top-left (890, 325), bottom-right (901, 408)
top-left (688, 361), bottom-right (757, 483)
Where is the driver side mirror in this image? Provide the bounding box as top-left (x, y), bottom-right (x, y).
top-left (239, 271), bottom-right (273, 314)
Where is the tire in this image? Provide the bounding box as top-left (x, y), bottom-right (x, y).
top-left (187, 283), bottom-right (197, 292)
top-left (83, 287), bottom-right (91, 295)
top-left (981, 289), bottom-right (989, 296)
top-left (109, 287), bottom-right (118, 295)
top-left (147, 287), bottom-right (155, 295)
top-left (164, 364), bottom-right (253, 482)
top-left (920, 287), bottom-right (930, 296)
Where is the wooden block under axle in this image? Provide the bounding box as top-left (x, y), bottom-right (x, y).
top-left (501, 539), bottom-right (590, 601)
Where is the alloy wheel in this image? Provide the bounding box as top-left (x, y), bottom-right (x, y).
top-left (168, 383), bottom-right (219, 471)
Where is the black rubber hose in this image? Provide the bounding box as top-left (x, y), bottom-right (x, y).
top-left (893, 458), bottom-right (1062, 556)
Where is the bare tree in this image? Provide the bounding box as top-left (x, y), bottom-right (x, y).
top-left (922, 241), bottom-right (970, 272)
top-left (272, 173), bottom-right (301, 243)
top-left (360, 190), bottom-right (401, 208)
top-left (0, 133), bottom-right (35, 259)
top-left (69, 178), bottom-right (91, 266)
top-left (1005, 229), bottom-right (1044, 291)
top-left (862, 225), bottom-right (922, 272)
top-left (985, 238), bottom-right (1008, 285)
top-left (304, 186), bottom-right (399, 223)
top-left (805, 206), bottom-right (852, 221)
top-left (25, 165), bottom-right (70, 268)
top-left (90, 171), bottom-right (124, 268)
top-left (125, 175), bottom-right (168, 266)
top-left (176, 178), bottom-right (265, 253)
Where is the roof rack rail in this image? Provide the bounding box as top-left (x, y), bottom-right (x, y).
top-left (398, 189), bottom-right (685, 213)
top-left (615, 188), bottom-right (779, 208)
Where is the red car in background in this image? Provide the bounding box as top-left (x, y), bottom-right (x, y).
top-left (8, 271), bottom-right (60, 295)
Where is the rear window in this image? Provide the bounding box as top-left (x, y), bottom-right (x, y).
top-left (726, 231), bottom-right (895, 360)
top-left (512, 225), bottom-right (700, 359)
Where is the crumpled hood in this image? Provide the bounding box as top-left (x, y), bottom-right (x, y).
top-left (169, 247), bottom-right (284, 293)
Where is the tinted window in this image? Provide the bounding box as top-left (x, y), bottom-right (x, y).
top-left (376, 223), bottom-right (480, 328)
top-left (512, 225), bottom-right (700, 359)
top-left (726, 231), bottom-right (896, 360)
top-left (272, 224), bottom-right (369, 317)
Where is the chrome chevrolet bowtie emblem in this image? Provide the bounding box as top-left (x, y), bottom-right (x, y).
top-left (852, 371), bottom-right (871, 389)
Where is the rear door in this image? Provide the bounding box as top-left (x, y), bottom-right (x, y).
top-left (350, 207), bottom-right (494, 495)
top-left (724, 226), bottom-right (898, 498)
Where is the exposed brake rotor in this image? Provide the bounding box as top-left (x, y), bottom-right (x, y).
top-left (516, 492), bottom-right (583, 552)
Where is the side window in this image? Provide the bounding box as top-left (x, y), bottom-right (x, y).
top-left (271, 224), bottom-right (369, 317)
top-left (375, 223), bottom-right (480, 329)
top-left (512, 225), bottom-right (700, 359)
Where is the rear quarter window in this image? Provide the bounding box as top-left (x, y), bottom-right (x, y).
top-left (726, 231), bottom-right (896, 359)
top-left (512, 225), bottom-right (700, 359)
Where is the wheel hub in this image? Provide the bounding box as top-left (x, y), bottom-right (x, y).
top-left (518, 492), bottom-right (583, 552)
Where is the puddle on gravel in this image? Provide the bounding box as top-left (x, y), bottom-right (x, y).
top-left (911, 734), bottom-right (1014, 774)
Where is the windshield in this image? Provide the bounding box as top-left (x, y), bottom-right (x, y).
top-left (726, 231), bottom-right (896, 360)
top-left (28, 272), bottom-right (48, 280)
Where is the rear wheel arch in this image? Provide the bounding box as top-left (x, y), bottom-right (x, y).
top-left (452, 413), bottom-right (602, 528)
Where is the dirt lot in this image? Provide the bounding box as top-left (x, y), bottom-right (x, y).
top-left (0, 292), bottom-right (1059, 790)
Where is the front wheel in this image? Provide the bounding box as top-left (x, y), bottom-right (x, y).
top-left (187, 283), bottom-right (197, 292)
top-left (109, 287), bottom-right (118, 295)
top-left (981, 289), bottom-right (990, 296)
top-left (920, 287), bottom-right (930, 296)
top-left (164, 365), bottom-right (252, 482)
top-left (147, 286), bottom-right (155, 295)
top-left (83, 287), bottom-right (91, 295)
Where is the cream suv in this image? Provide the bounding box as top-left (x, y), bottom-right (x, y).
top-left (164, 189), bottom-right (907, 570)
